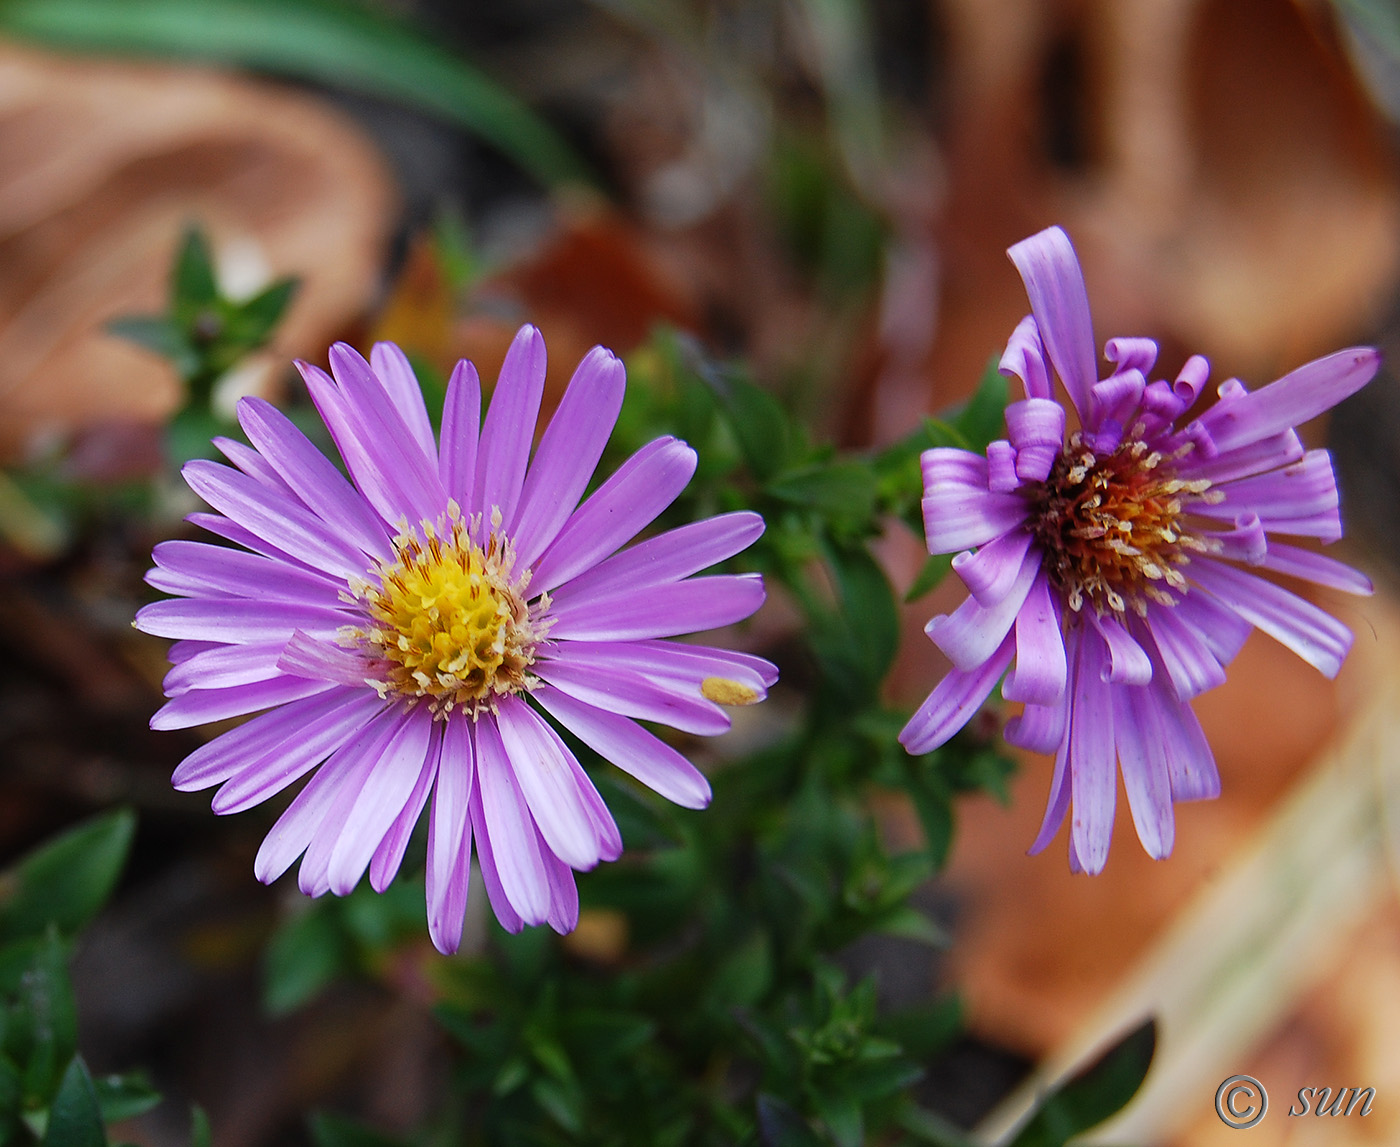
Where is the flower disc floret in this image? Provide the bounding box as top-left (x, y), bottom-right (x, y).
top-left (351, 506), bottom-right (550, 717)
top-left (1028, 431), bottom-right (1216, 616)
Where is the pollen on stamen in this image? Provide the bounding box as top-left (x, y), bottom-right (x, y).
top-left (1026, 431), bottom-right (1215, 618)
top-left (343, 506), bottom-right (551, 719)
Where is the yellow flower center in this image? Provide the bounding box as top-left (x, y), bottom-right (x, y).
top-left (1027, 432), bottom-right (1218, 617)
top-left (348, 506), bottom-right (548, 718)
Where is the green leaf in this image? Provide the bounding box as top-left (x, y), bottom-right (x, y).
top-left (906, 776), bottom-right (954, 869)
top-left (810, 543), bottom-right (899, 690)
top-left (172, 226), bottom-right (219, 315)
top-left (1007, 1019), bottom-right (1156, 1147)
top-left (715, 375), bottom-right (791, 482)
top-left (233, 277), bottom-right (298, 335)
top-left (767, 461), bottom-right (877, 521)
top-left (262, 903), bottom-right (348, 1015)
top-left (188, 1106), bottom-right (212, 1147)
top-left (0, 0), bottom-right (591, 188)
top-left (104, 316), bottom-right (187, 361)
top-left (874, 906), bottom-right (948, 948)
top-left (309, 1111), bottom-right (409, 1147)
top-left (92, 1073), bottom-right (161, 1123)
top-left (755, 1094), bottom-right (824, 1147)
top-left (0, 810), bottom-right (135, 944)
top-left (11, 931), bottom-right (78, 1102)
top-left (41, 1059), bottom-right (106, 1147)
top-left (904, 552), bottom-right (954, 603)
top-left (951, 358), bottom-right (1009, 454)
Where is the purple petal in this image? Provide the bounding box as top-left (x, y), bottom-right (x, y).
top-left (928, 550), bottom-right (1039, 671)
top-left (495, 696), bottom-right (603, 870)
top-left (172, 685), bottom-right (369, 791)
top-left (134, 598), bottom-right (351, 644)
top-left (1116, 683), bottom-right (1175, 859)
top-left (899, 633), bottom-right (1014, 755)
top-left (1027, 631), bottom-right (1076, 853)
top-left (953, 529), bottom-right (1034, 606)
top-left (328, 342), bottom-right (449, 524)
top-left (182, 460), bottom-right (368, 580)
top-left (253, 707), bottom-right (402, 883)
top-left (1188, 558), bottom-right (1353, 677)
top-left (167, 640), bottom-right (219, 664)
top-left (151, 676), bottom-right (333, 730)
top-left (370, 341), bottom-right (438, 461)
top-left (426, 718), bottom-right (474, 953)
top-left (540, 843), bottom-right (581, 934)
top-left (530, 437), bottom-right (698, 593)
top-left (1258, 542), bottom-right (1373, 596)
top-left (1149, 673), bottom-right (1220, 801)
top-left (546, 573), bottom-right (765, 642)
top-left (164, 641), bottom-right (286, 694)
top-left (1104, 337), bottom-right (1158, 377)
top-left (326, 709), bottom-right (435, 895)
top-left (532, 685), bottom-right (711, 809)
top-left (469, 783), bottom-right (524, 933)
top-left (215, 436), bottom-right (297, 498)
top-left (1087, 612), bottom-right (1152, 685)
top-left (534, 655), bottom-right (730, 736)
top-left (439, 359), bottom-right (482, 506)
top-left (549, 511), bottom-right (764, 605)
top-left (236, 397), bottom-right (391, 562)
top-left (1134, 607), bottom-right (1225, 700)
top-left (1028, 738), bottom-right (1071, 854)
top-left (998, 315), bottom-right (1052, 400)
top-left (211, 690), bottom-right (387, 814)
top-left (298, 360), bottom-right (404, 525)
top-left (149, 539), bottom-right (344, 605)
top-left (1007, 226), bottom-right (1098, 421)
top-left (1068, 628), bottom-right (1116, 874)
top-left (1197, 347), bottom-right (1380, 453)
top-left (920, 449), bottom-right (1030, 553)
top-left (1005, 398), bottom-right (1066, 482)
top-left (277, 631), bottom-right (373, 689)
top-left (475, 324), bottom-right (546, 525)
top-left (1003, 571), bottom-right (1066, 705)
top-left (1195, 450), bottom-right (1340, 540)
top-left (550, 638), bottom-right (773, 701)
top-left (185, 512), bottom-right (328, 574)
top-left (511, 347), bottom-right (627, 569)
top-left (1177, 429), bottom-right (1305, 486)
top-left (475, 714), bottom-right (551, 925)
top-left (1171, 585), bottom-right (1252, 666)
top-left (1005, 696), bottom-right (1068, 756)
top-left (1197, 514), bottom-right (1267, 565)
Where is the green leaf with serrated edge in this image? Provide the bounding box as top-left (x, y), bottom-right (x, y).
top-left (953, 357), bottom-right (1010, 454)
top-left (0, 810), bottom-right (134, 944)
top-left (92, 1072), bottom-right (160, 1122)
top-left (756, 1094), bottom-right (825, 1147)
top-left (41, 1058), bottom-right (105, 1147)
top-left (0, 0), bottom-right (591, 188)
top-left (1007, 1019), bottom-right (1156, 1147)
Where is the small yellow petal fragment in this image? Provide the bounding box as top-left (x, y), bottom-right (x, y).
top-left (701, 677), bottom-right (760, 706)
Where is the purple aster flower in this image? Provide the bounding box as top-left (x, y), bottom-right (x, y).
top-left (900, 226), bottom-right (1378, 872)
top-left (136, 325), bottom-right (774, 953)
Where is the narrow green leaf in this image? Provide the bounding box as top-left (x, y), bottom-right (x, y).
top-left (172, 226), bottom-right (219, 313)
top-left (0, 810), bottom-right (135, 944)
top-left (817, 543), bottom-right (899, 688)
top-left (92, 1073), bottom-right (161, 1123)
top-left (234, 277), bottom-right (299, 338)
top-left (309, 1111), bottom-right (409, 1147)
top-left (104, 316), bottom-right (186, 360)
top-left (41, 1059), bottom-right (106, 1147)
top-left (767, 461), bottom-right (878, 520)
top-left (1007, 1019), bottom-right (1156, 1147)
top-left (0, 0), bottom-right (591, 188)
top-left (188, 1106), bottom-right (212, 1147)
top-left (261, 904), bottom-right (348, 1015)
top-left (715, 376), bottom-right (791, 482)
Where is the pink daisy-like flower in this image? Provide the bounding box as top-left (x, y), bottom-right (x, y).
top-left (900, 226), bottom-right (1378, 872)
top-left (137, 325), bottom-right (774, 953)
